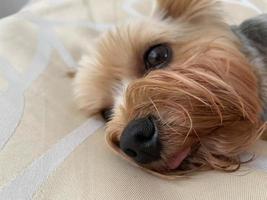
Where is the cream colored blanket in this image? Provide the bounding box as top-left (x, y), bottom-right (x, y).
top-left (0, 0), bottom-right (267, 199)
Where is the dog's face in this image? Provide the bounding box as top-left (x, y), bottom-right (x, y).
top-left (75, 0), bottom-right (264, 177)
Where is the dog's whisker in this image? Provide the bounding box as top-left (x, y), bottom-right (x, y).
top-left (149, 98), bottom-right (177, 132)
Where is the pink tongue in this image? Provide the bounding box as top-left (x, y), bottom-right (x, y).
top-left (167, 148), bottom-right (191, 170)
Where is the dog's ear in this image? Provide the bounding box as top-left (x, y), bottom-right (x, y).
top-left (155, 0), bottom-right (218, 23)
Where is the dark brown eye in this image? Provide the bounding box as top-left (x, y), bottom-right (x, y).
top-left (101, 108), bottom-right (113, 122)
top-left (144, 44), bottom-right (172, 70)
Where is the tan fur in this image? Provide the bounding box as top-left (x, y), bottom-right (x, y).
top-left (74, 0), bottom-right (266, 177)
top-left (156, 0), bottom-right (220, 23)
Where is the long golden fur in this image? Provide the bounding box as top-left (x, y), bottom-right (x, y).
top-left (74, 0), bottom-right (266, 178)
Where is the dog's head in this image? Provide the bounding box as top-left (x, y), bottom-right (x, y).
top-left (75, 0), bottom-right (265, 177)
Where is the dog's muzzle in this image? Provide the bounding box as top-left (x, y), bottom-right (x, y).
top-left (119, 116), bottom-right (161, 164)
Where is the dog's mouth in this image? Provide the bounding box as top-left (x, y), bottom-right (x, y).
top-left (106, 131), bottom-right (192, 177)
top-left (166, 147), bottom-right (191, 170)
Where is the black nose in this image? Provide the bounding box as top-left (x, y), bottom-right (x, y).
top-left (119, 116), bottom-right (161, 164)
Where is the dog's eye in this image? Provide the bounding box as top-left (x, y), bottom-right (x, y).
top-left (144, 44), bottom-right (172, 70)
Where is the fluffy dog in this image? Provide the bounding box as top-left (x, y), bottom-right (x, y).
top-left (74, 0), bottom-right (267, 177)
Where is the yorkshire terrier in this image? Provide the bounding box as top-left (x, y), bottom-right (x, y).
top-left (74, 0), bottom-right (267, 177)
